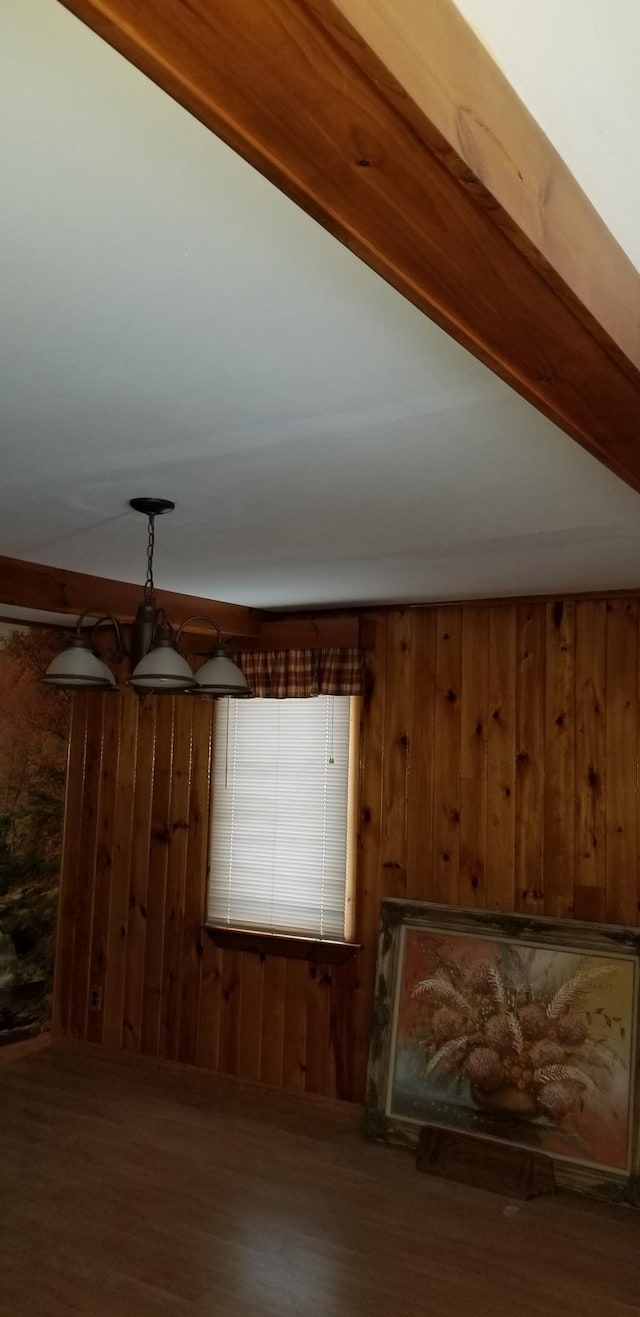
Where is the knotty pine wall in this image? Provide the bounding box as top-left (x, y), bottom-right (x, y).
top-left (54, 595), bottom-right (640, 1103)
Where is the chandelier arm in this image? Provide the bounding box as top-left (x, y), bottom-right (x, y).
top-left (174, 615), bottom-right (223, 651)
top-left (73, 609), bottom-right (102, 634)
top-left (88, 613), bottom-right (126, 662)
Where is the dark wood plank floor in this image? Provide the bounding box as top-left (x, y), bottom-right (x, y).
top-left (0, 1045), bottom-right (638, 1316)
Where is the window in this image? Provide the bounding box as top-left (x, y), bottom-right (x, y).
top-left (207, 695), bottom-right (358, 942)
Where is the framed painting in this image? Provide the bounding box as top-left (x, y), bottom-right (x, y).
top-left (366, 901), bottom-right (640, 1204)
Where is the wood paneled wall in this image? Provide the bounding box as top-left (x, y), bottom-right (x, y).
top-left (53, 688), bottom-right (363, 1099)
top-left (54, 595), bottom-right (640, 1103)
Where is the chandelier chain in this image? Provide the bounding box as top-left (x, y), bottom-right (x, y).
top-left (144, 514), bottom-right (155, 601)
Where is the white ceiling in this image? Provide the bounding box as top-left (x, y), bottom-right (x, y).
top-left (1, 0), bottom-right (640, 611)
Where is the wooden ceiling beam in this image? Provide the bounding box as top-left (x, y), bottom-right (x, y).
top-left (57, 0), bottom-right (640, 489)
top-left (245, 614), bottom-right (361, 650)
top-left (0, 556), bottom-right (365, 649)
top-left (335, 0), bottom-right (640, 377)
top-left (0, 555), bottom-right (263, 641)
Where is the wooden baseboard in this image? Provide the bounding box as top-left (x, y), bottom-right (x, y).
top-left (0, 1031), bottom-right (52, 1063)
top-left (51, 1035), bottom-right (364, 1128)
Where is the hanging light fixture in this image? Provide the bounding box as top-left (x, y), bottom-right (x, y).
top-left (125, 498), bottom-right (197, 694)
top-left (42, 498), bottom-right (250, 699)
top-left (41, 612), bottom-right (124, 691)
top-left (174, 616), bottom-right (250, 697)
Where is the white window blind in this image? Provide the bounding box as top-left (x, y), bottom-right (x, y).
top-left (208, 695), bottom-right (353, 940)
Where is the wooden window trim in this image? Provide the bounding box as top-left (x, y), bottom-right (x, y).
top-left (204, 925), bottom-right (360, 964)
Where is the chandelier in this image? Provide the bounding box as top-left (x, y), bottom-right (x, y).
top-left (42, 498), bottom-right (249, 697)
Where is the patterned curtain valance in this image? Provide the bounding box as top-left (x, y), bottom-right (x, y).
top-left (231, 647), bottom-right (365, 698)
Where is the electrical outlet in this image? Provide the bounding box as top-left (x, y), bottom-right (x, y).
top-left (89, 985), bottom-right (103, 1011)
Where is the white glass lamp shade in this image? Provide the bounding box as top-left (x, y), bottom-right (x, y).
top-left (42, 637), bottom-right (117, 690)
top-left (194, 647), bottom-right (249, 697)
top-left (129, 639), bottom-right (197, 693)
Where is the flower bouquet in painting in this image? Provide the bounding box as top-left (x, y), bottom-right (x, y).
top-left (373, 906), bottom-right (639, 1186)
top-left (413, 949), bottom-right (624, 1137)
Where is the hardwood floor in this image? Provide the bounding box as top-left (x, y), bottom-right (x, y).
top-left (0, 1045), bottom-right (637, 1316)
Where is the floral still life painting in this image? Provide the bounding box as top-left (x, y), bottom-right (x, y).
top-left (367, 902), bottom-right (640, 1197)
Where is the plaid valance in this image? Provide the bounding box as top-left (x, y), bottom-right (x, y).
top-left (232, 647), bottom-right (365, 698)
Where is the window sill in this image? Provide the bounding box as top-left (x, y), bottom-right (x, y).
top-left (203, 925), bottom-right (360, 964)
